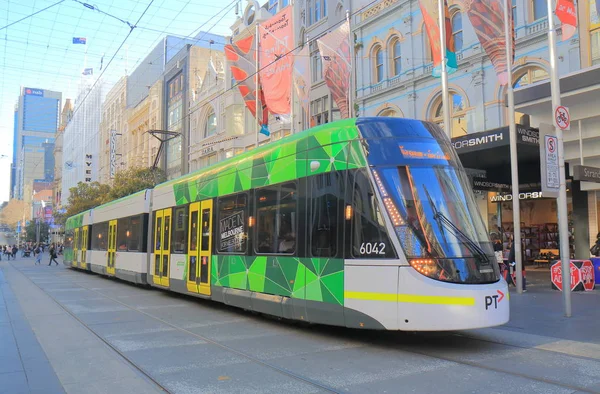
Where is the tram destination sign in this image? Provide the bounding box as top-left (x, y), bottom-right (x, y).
top-left (572, 165), bottom-right (600, 183)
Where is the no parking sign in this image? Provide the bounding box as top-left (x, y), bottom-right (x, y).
top-left (554, 105), bottom-right (570, 130)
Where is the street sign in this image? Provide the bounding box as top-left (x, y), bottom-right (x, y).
top-left (580, 260), bottom-right (595, 291)
top-left (554, 105), bottom-right (570, 130)
top-left (551, 261), bottom-right (580, 291)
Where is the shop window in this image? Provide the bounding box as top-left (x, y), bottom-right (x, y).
top-left (172, 207), bottom-right (188, 253)
top-left (350, 169), bottom-right (395, 258)
top-left (310, 173), bottom-right (341, 257)
top-left (256, 182), bottom-right (297, 254)
top-left (217, 193), bottom-right (248, 254)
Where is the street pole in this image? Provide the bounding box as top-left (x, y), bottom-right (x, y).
top-left (255, 22), bottom-right (260, 148)
top-left (504, 0), bottom-right (523, 293)
top-left (347, 10), bottom-right (353, 118)
top-left (547, 0), bottom-right (571, 317)
top-left (437, 0), bottom-right (451, 138)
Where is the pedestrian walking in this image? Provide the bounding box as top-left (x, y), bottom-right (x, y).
top-left (508, 235), bottom-right (526, 291)
top-left (11, 245), bottom-right (17, 260)
top-left (34, 245), bottom-right (42, 265)
top-left (590, 232), bottom-right (600, 257)
top-left (48, 244), bottom-right (59, 266)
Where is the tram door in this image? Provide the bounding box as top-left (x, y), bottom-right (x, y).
top-left (186, 200), bottom-right (212, 296)
top-left (153, 209), bottom-right (172, 287)
top-left (80, 226), bottom-right (89, 269)
top-left (107, 220), bottom-right (117, 275)
top-left (73, 228), bottom-right (80, 267)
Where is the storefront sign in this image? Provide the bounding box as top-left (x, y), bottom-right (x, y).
top-left (489, 191), bottom-right (544, 202)
top-left (572, 165), bottom-right (600, 183)
top-left (473, 180), bottom-right (511, 191)
top-left (85, 154), bottom-right (93, 182)
top-left (24, 87), bottom-right (44, 96)
top-left (451, 125), bottom-right (538, 154)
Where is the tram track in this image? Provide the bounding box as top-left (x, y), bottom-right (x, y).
top-left (24, 266), bottom-right (600, 394)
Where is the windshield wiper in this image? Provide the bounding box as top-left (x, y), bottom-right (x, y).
top-left (423, 187), bottom-right (489, 262)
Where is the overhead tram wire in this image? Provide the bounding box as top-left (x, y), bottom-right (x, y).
top-left (70, 0), bottom-right (156, 120)
top-left (0, 0), bottom-right (66, 31)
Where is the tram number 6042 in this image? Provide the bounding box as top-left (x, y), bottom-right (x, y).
top-left (359, 242), bottom-right (386, 255)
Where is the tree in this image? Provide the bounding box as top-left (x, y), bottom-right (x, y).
top-left (25, 220), bottom-right (50, 243)
top-left (108, 167), bottom-right (166, 201)
top-left (61, 182), bottom-right (111, 221)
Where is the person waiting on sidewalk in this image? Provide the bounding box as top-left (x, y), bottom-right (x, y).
top-left (509, 235), bottom-right (527, 291)
top-left (34, 244), bottom-right (42, 265)
top-left (48, 244), bottom-right (59, 266)
top-left (590, 233), bottom-right (600, 257)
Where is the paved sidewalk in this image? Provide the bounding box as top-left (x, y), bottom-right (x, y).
top-left (0, 257), bottom-right (164, 394)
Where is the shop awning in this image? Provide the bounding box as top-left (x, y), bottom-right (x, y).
top-left (452, 125), bottom-right (541, 190)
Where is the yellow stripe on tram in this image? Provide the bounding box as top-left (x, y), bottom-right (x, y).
top-left (344, 291), bottom-right (475, 306)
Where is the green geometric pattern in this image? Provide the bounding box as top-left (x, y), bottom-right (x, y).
top-left (158, 119), bottom-right (367, 205)
top-left (65, 211), bottom-right (85, 231)
top-left (212, 255), bottom-right (344, 306)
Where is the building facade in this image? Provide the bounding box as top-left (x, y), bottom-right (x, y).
top-left (11, 87), bottom-right (62, 203)
top-left (98, 77), bottom-right (127, 184)
top-left (61, 78), bottom-right (107, 202)
top-left (53, 99), bottom-right (73, 209)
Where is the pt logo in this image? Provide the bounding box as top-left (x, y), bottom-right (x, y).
top-left (485, 290), bottom-right (505, 310)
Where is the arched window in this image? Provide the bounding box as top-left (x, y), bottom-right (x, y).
top-left (423, 28), bottom-right (433, 63)
top-left (378, 108), bottom-right (398, 117)
top-left (373, 46), bottom-right (384, 83)
top-left (511, 66), bottom-right (549, 124)
top-left (430, 92), bottom-right (468, 137)
top-left (391, 38), bottom-right (401, 76)
top-left (451, 11), bottom-right (463, 51)
top-left (530, 0), bottom-right (547, 21)
top-left (205, 110), bottom-right (217, 137)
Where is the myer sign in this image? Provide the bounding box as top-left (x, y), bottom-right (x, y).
top-left (572, 165), bottom-right (600, 183)
top-left (490, 192), bottom-right (544, 202)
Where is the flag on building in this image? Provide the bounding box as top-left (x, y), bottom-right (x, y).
top-left (82, 68), bottom-right (93, 75)
top-left (467, 0), bottom-right (515, 85)
top-left (225, 35), bottom-right (270, 136)
top-left (72, 37), bottom-right (87, 44)
top-left (258, 7), bottom-right (294, 118)
top-left (555, 0), bottom-right (577, 41)
top-left (293, 45), bottom-right (311, 122)
top-left (317, 21), bottom-right (352, 119)
top-left (419, 0), bottom-right (457, 77)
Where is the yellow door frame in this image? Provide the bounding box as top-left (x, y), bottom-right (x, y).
top-left (107, 220), bottom-right (117, 275)
top-left (160, 208), bottom-right (172, 287)
top-left (198, 200), bottom-right (213, 296)
top-left (186, 202), bottom-right (200, 293)
top-left (73, 228), bottom-right (79, 267)
top-left (153, 210), bottom-right (163, 285)
top-left (80, 226), bottom-right (88, 269)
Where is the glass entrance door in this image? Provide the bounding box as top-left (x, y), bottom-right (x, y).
top-left (153, 209), bottom-right (172, 287)
top-left (80, 226), bottom-right (88, 269)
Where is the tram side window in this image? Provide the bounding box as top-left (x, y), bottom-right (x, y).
top-left (350, 169), bottom-right (395, 258)
top-left (217, 194), bottom-right (248, 254)
top-left (128, 215), bottom-right (142, 251)
top-left (92, 222), bottom-right (108, 251)
top-left (256, 182), bottom-right (297, 255)
top-left (310, 173), bottom-right (340, 257)
top-left (117, 218), bottom-right (130, 251)
top-left (172, 207), bottom-right (188, 253)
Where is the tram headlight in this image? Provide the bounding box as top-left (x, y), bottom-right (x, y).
top-left (409, 259), bottom-right (439, 278)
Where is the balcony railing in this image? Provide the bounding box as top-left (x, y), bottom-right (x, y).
top-left (526, 18), bottom-right (548, 36)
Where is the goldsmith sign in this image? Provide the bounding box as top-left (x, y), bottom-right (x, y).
top-left (572, 165), bottom-right (600, 183)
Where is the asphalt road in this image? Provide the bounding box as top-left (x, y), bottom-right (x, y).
top-left (4, 257), bottom-right (600, 394)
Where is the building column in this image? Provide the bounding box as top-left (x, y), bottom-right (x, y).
top-left (572, 180), bottom-right (590, 259)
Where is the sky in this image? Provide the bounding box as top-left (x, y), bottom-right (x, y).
top-left (0, 0), bottom-right (240, 203)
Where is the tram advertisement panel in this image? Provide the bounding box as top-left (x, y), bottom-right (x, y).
top-left (219, 211), bottom-right (245, 252)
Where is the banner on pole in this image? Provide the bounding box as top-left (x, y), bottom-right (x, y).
top-left (225, 35), bottom-right (270, 135)
top-left (317, 21), bottom-right (352, 119)
top-left (467, 0), bottom-right (515, 85)
top-left (72, 37), bottom-right (87, 44)
top-left (259, 7), bottom-right (294, 117)
top-left (539, 123), bottom-right (560, 198)
top-left (555, 0), bottom-right (577, 41)
top-left (418, 0), bottom-right (457, 77)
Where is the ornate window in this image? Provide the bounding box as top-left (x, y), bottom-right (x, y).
top-left (513, 66), bottom-right (549, 88)
top-left (205, 110), bottom-right (217, 138)
top-left (373, 46), bottom-right (384, 83)
top-left (378, 108), bottom-right (398, 117)
top-left (530, 0), bottom-right (547, 21)
top-left (451, 11), bottom-right (463, 51)
top-left (391, 38), bottom-right (401, 76)
top-left (430, 92), bottom-right (468, 137)
top-left (423, 27), bottom-right (433, 63)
